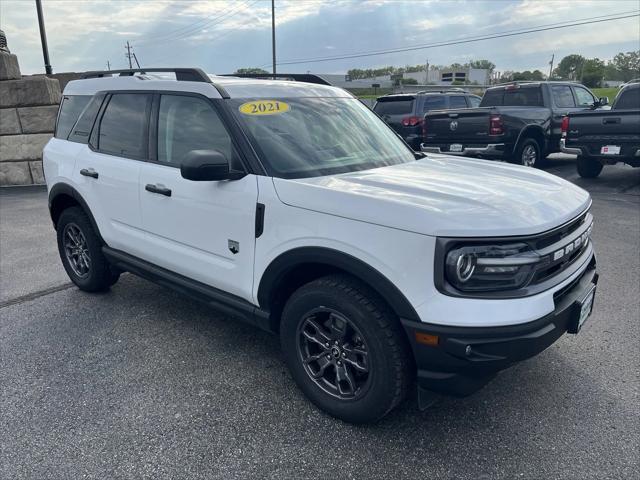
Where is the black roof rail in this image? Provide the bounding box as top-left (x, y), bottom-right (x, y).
top-left (80, 68), bottom-right (212, 83)
top-left (79, 68), bottom-right (230, 98)
top-left (221, 73), bottom-right (332, 86)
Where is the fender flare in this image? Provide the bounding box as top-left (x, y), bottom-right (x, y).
top-left (48, 182), bottom-right (104, 243)
top-left (514, 124), bottom-right (548, 153)
top-left (257, 247), bottom-right (420, 322)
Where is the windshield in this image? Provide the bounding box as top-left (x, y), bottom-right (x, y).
top-left (230, 97), bottom-right (415, 179)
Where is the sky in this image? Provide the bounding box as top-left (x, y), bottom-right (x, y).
top-left (2, 0), bottom-right (639, 76)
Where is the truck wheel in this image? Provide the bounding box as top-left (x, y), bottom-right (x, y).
top-left (56, 207), bottom-right (120, 292)
top-left (280, 274), bottom-right (413, 423)
top-left (577, 156), bottom-right (603, 178)
top-left (513, 138), bottom-right (544, 168)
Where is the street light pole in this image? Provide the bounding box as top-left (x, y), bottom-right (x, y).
top-left (271, 0), bottom-right (276, 75)
top-left (35, 0), bottom-right (52, 74)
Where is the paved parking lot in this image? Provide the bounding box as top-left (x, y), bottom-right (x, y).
top-left (1, 158), bottom-right (639, 479)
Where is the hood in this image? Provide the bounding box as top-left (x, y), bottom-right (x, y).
top-left (272, 156), bottom-right (591, 237)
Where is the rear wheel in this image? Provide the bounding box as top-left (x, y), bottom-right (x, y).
top-left (57, 207), bottom-right (119, 292)
top-left (280, 274), bottom-right (413, 423)
top-left (577, 156), bottom-right (603, 178)
top-left (513, 138), bottom-right (544, 168)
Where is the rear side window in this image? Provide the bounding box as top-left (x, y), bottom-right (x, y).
top-left (98, 93), bottom-right (151, 159)
top-left (468, 96), bottom-right (481, 108)
top-left (551, 85), bottom-right (575, 108)
top-left (480, 87), bottom-right (543, 107)
top-left (449, 96), bottom-right (468, 109)
top-left (422, 96), bottom-right (446, 112)
top-left (374, 98), bottom-right (414, 115)
top-left (614, 86), bottom-right (640, 109)
top-left (55, 95), bottom-right (91, 139)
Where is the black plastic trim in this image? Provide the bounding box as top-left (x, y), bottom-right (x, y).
top-left (102, 247), bottom-right (272, 332)
top-left (258, 247), bottom-right (420, 321)
top-left (255, 203), bottom-right (265, 238)
top-left (48, 183), bottom-right (104, 243)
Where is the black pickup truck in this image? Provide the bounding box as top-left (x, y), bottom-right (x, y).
top-left (561, 82), bottom-right (640, 178)
top-left (421, 82), bottom-right (607, 167)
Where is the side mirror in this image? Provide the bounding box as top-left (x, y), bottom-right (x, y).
top-left (180, 150), bottom-right (245, 181)
top-left (598, 97), bottom-right (609, 107)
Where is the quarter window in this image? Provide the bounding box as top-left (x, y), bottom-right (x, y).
top-left (55, 95), bottom-right (91, 139)
top-left (98, 93), bottom-right (150, 158)
top-left (551, 85), bottom-right (575, 108)
top-left (157, 95), bottom-right (234, 165)
top-left (574, 87), bottom-right (596, 107)
top-left (422, 96), bottom-right (446, 112)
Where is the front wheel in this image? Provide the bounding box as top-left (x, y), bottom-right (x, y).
top-left (577, 156), bottom-right (604, 178)
top-left (280, 274), bottom-right (413, 423)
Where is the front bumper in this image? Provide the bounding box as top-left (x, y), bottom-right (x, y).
top-left (401, 259), bottom-right (598, 397)
top-left (421, 142), bottom-right (507, 158)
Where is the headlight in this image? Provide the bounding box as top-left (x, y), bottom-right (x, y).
top-left (445, 243), bottom-right (540, 292)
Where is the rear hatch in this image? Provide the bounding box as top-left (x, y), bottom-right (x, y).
top-left (423, 108), bottom-right (493, 147)
top-left (373, 95), bottom-right (419, 135)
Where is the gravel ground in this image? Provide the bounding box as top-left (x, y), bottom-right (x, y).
top-left (1, 160), bottom-right (638, 479)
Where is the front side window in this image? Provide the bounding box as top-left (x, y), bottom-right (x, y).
top-left (157, 95), bottom-right (234, 165)
top-left (56, 95), bottom-right (91, 139)
top-left (98, 93), bottom-right (150, 159)
top-left (231, 97), bottom-right (415, 179)
top-left (449, 96), bottom-right (468, 109)
top-left (574, 87), bottom-right (596, 107)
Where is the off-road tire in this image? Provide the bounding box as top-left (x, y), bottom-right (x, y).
top-left (576, 156), bottom-right (604, 178)
top-left (56, 207), bottom-right (120, 292)
top-left (280, 274), bottom-right (413, 423)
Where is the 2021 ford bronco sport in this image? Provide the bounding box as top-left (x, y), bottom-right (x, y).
top-left (45, 68), bottom-right (598, 423)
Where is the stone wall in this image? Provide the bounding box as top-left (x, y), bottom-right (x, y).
top-left (0, 51), bottom-right (61, 186)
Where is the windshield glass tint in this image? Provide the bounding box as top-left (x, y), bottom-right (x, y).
top-left (373, 98), bottom-right (414, 115)
top-left (231, 98), bottom-right (415, 179)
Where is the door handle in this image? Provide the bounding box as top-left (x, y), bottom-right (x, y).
top-left (145, 183), bottom-right (172, 197)
top-left (80, 168), bottom-right (98, 179)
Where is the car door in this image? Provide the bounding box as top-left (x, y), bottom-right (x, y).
top-left (138, 93), bottom-right (258, 301)
top-left (74, 92), bottom-right (151, 256)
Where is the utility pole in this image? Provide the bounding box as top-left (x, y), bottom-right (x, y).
top-left (271, 0), bottom-right (276, 75)
top-left (35, 0), bottom-right (52, 74)
top-left (132, 52), bottom-right (141, 69)
top-left (425, 58), bottom-right (429, 84)
top-left (548, 53), bottom-right (554, 80)
top-left (107, 60), bottom-right (111, 70)
top-left (125, 41), bottom-right (133, 69)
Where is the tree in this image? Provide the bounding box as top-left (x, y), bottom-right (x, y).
top-left (611, 51), bottom-right (640, 81)
top-left (469, 59), bottom-right (496, 73)
top-left (553, 54), bottom-right (585, 80)
top-left (581, 58), bottom-right (605, 88)
top-left (234, 68), bottom-right (269, 75)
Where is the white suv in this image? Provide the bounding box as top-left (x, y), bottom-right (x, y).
top-left (44, 68), bottom-right (598, 423)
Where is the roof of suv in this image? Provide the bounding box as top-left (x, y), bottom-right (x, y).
top-left (63, 72), bottom-right (351, 99)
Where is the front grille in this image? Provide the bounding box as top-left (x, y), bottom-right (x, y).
top-left (529, 209), bottom-right (593, 286)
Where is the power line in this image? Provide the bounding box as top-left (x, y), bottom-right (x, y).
top-left (135, 1), bottom-right (245, 44)
top-left (262, 11), bottom-right (639, 68)
top-left (136, 0), bottom-right (256, 46)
